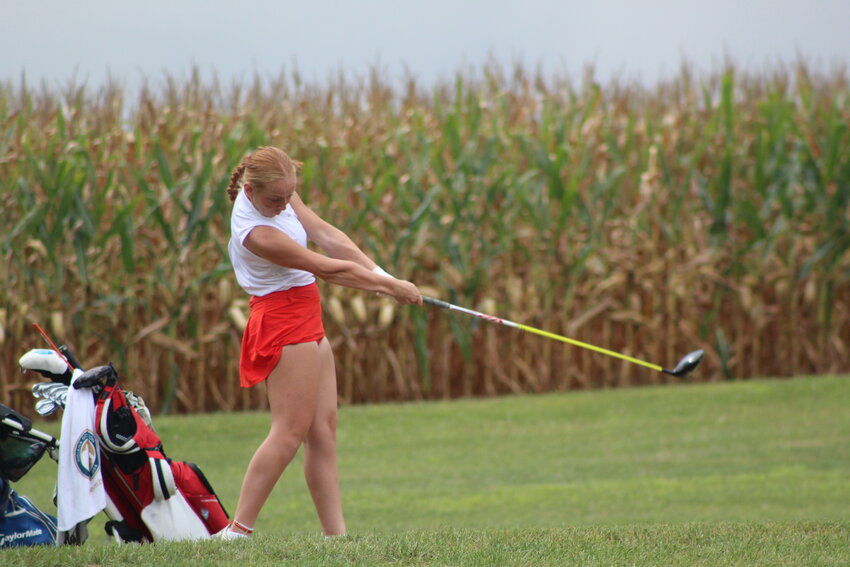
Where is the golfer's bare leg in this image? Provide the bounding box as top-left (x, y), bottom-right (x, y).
top-left (304, 337), bottom-right (347, 536)
top-left (231, 342), bottom-right (320, 530)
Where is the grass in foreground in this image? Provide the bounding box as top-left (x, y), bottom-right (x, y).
top-left (5, 524), bottom-right (850, 567)
top-left (7, 375), bottom-right (850, 565)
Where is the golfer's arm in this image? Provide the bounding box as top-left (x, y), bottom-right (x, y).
top-left (289, 193), bottom-right (377, 268)
top-left (244, 226), bottom-right (394, 294)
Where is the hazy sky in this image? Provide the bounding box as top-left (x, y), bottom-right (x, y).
top-left (2, 0), bottom-right (848, 91)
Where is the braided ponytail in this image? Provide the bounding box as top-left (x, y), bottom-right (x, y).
top-left (228, 147), bottom-right (301, 204)
top-left (227, 163), bottom-right (246, 202)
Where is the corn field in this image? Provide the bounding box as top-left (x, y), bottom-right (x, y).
top-left (1, 62), bottom-right (848, 414)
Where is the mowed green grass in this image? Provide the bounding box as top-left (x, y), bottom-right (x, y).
top-left (7, 375), bottom-right (850, 566)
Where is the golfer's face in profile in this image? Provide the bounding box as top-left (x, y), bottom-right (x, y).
top-left (247, 176), bottom-right (296, 218)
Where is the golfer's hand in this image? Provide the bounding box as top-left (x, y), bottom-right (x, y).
top-left (391, 280), bottom-right (423, 305)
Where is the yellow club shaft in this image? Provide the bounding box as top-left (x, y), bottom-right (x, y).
top-left (514, 323), bottom-right (663, 372)
top-left (423, 296), bottom-right (664, 373)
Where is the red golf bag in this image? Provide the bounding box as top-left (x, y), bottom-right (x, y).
top-left (82, 364), bottom-right (230, 542)
top-left (22, 346), bottom-right (229, 544)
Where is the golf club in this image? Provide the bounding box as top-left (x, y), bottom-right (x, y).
top-left (423, 296), bottom-right (704, 378)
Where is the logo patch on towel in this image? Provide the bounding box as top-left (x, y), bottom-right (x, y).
top-left (74, 430), bottom-right (100, 479)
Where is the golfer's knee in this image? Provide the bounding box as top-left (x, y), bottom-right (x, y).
top-left (307, 413), bottom-right (338, 447)
top-left (270, 424), bottom-right (311, 453)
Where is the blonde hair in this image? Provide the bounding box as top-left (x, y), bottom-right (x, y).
top-left (227, 146), bottom-right (303, 202)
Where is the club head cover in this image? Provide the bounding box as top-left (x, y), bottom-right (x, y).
top-left (19, 349), bottom-right (73, 384)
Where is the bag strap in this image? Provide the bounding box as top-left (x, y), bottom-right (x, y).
top-left (150, 458), bottom-right (177, 502)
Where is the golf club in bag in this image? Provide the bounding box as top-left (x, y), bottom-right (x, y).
top-left (423, 297), bottom-right (704, 378)
top-left (0, 403), bottom-right (60, 548)
top-left (20, 344), bottom-right (230, 543)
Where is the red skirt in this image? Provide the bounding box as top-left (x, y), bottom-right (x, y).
top-left (239, 282), bottom-right (325, 388)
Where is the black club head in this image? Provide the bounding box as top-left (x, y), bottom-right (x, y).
top-left (663, 349), bottom-right (704, 378)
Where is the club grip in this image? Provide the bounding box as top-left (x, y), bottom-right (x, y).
top-left (423, 296), bottom-right (452, 310)
top-left (59, 344), bottom-right (83, 370)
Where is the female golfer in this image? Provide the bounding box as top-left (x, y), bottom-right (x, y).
top-left (219, 146), bottom-right (421, 539)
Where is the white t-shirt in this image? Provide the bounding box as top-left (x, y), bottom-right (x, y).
top-left (228, 190), bottom-right (316, 296)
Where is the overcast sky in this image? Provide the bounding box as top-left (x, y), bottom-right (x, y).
top-left (2, 0), bottom-right (848, 92)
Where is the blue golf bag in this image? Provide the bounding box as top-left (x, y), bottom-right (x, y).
top-left (0, 403), bottom-right (58, 548)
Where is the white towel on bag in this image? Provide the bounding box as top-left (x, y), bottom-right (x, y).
top-left (57, 369), bottom-right (106, 531)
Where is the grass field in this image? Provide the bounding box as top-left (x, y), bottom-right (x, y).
top-left (6, 375), bottom-right (850, 565)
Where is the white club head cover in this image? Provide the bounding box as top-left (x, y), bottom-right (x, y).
top-left (19, 348), bottom-right (69, 375)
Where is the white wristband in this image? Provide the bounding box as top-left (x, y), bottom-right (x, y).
top-left (372, 266), bottom-right (394, 278)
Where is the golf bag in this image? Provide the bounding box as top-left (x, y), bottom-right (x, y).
top-left (88, 365), bottom-right (229, 542)
top-left (0, 404), bottom-right (58, 548)
top-left (21, 347), bottom-right (229, 543)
